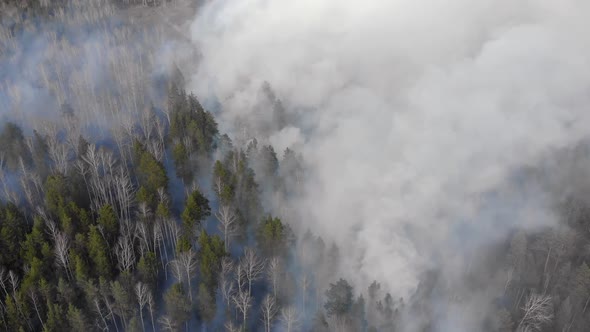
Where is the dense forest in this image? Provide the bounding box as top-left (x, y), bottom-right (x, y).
top-left (2, 1), bottom-right (590, 332)
top-left (0, 1), bottom-right (367, 331)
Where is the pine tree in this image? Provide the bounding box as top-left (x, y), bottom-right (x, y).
top-left (180, 189), bottom-right (211, 246)
top-left (257, 215), bottom-right (293, 257)
top-left (67, 305), bottom-right (88, 331)
top-left (197, 282), bottom-right (216, 323)
top-left (97, 204), bottom-right (118, 246)
top-left (325, 278), bottom-right (354, 318)
top-left (164, 283), bottom-right (191, 330)
top-left (87, 226), bottom-right (112, 279)
top-left (172, 142), bottom-right (192, 183)
top-left (198, 230), bottom-right (226, 289)
top-left (137, 252), bottom-right (158, 291)
top-left (0, 203), bottom-right (27, 270)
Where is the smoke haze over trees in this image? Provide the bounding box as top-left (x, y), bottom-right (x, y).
top-left (2, 0), bottom-right (590, 331)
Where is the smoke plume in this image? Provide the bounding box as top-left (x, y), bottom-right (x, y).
top-left (191, 0), bottom-right (590, 295)
top-left (188, 0), bottom-right (590, 319)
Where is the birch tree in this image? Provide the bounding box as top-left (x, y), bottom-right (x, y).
top-left (135, 282), bottom-right (148, 332)
top-left (220, 257), bottom-right (235, 308)
top-left (216, 205), bottom-right (238, 251)
top-left (147, 292), bottom-right (156, 332)
top-left (267, 257), bottom-right (282, 298)
top-left (517, 293), bottom-right (554, 332)
top-left (55, 231), bottom-right (72, 280)
top-left (241, 247), bottom-right (265, 295)
top-left (261, 294), bottom-right (278, 332)
top-left (280, 306), bottom-right (300, 332)
top-left (232, 289), bottom-right (251, 327)
top-left (169, 250), bottom-right (197, 302)
top-left (116, 236), bottom-right (136, 272)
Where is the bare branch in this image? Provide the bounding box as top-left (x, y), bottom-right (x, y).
top-left (240, 247), bottom-right (265, 295)
top-left (518, 293), bottom-right (554, 332)
top-left (261, 294), bottom-right (278, 332)
top-left (216, 205), bottom-right (238, 251)
top-left (280, 306), bottom-right (300, 332)
top-left (116, 236), bottom-right (136, 272)
top-left (232, 289), bottom-right (252, 327)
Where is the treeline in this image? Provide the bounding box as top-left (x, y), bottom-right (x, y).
top-left (1, 0), bottom-right (177, 12)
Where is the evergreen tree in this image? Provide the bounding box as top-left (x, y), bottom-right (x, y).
top-left (67, 305), bottom-right (88, 331)
top-left (213, 160), bottom-right (235, 206)
top-left (97, 204), bottom-right (118, 246)
top-left (111, 279), bottom-right (135, 327)
top-left (325, 278), bottom-right (354, 318)
top-left (180, 189), bottom-right (211, 246)
top-left (198, 230), bottom-right (226, 289)
top-left (87, 225), bottom-right (112, 279)
top-left (0, 122), bottom-right (31, 170)
top-left (44, 300), bottom-right (68, 332)
top-left (257, 215), bottom-right (293, 257)
top-left (172, 142), bottom-right (192, 183)
top-left (197, 282), bottom-right (216, 323)
top-left (134, 141), bottom-right (168, 208)
top-left (0, 203), bottom-right (28, 270)
top-left (137, 252), bottom-right (158, 291)
top-left (164, 283), bottom-right (191, 330)
top-left (44, 174), bottom-right (68, 217)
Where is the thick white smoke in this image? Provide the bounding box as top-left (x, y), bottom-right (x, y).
top-left (188, 0), bottom-right (590, 301)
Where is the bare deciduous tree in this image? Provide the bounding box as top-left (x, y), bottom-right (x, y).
top-left (55, 231), bottom-right (72, 280)
top-left (136, 222), bottom-right (152, 258)
top-left (8, 271), bottom-right (18, 297)
top-left (221, 276), bottom-right (235, 310)
top-left (147, 139), bottom-right (164, 163)
top-left (138, 106), bottom-right (154, 142)
top-left (19, 159), bottom-right (42, 208)
top-left (224, 320), bottom-right (241, 332)
top-left (216, 205), bottom-right (238, 251)
top-left (235, 261), bottom-right (247, 294)
top-left (154, 117), bottom-right (166, 145)
top-left (261, 294), bottom-right (278, 332)
top-left (232, 289), bottom-right (252, 327)
top-left (267, 257), bottom-right (282, 298)
top-left (44, 122), bottom-right (71, 175)
top-left (158, 316), bottom-right (175, 332)
top-left (116, 236), bottom-right (136, 272)
top-left (518, 293), bottom-right (554, 332)
top-left (114, 167), bottom-right (134, 221)
top-left (280, 306), bottom-right (300, 332)
top-left (300, 273), bottom-right (311, 313)
top-left (241, 247), bottom-right (265, 295)
top-left (100, 289), bottom-right (120, 332)
top-left (220, 257), bottom-right (235, 308)
top-left (28, 288), bottom-right (45, 330)
top-left (147, 292), bottom-right (156, 332)
top-left (93, 298), bottom-right (110, 332)
top-left (169, 250), bottom-right (197, 302)
top-left (135, 282), bottom-right (148, 332)
top-left (221, 257), bottom-right (234, 278)
top-left (0, 167), bottom-right (18, 204)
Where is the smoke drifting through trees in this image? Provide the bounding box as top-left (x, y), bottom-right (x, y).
top-left (3, 0), bottom-right (590, 331)
top-left (188, 0), bottom-right (590, 331)
top-left (0, 1), bottom-right (353, 331)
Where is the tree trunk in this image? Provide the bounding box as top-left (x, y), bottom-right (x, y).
top-left (139, 309), bottom-right (145, 332)
top-left (583, 295), bottom-right (590, 314)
